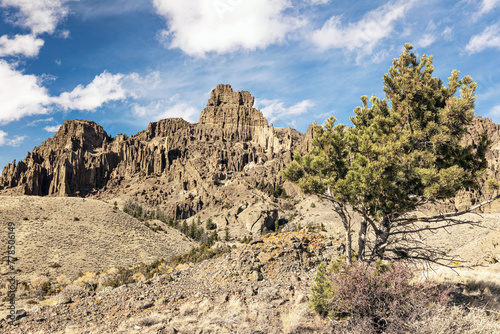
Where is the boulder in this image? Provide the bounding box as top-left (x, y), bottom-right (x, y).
top-left (237, 203), bottom-right (278, 234)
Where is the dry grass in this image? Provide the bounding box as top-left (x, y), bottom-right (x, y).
top-left (429, 264), bottom-right (500, 310)
top-left (117, 312), bottom-right (166, 332)
top-left (281, 293), bottom-right (309, 334)
top-left (407, 305), bottom-right (500, 334)
top-left (179, 301), bottom-right (196, 316)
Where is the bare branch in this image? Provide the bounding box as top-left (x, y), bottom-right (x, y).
top-left (393, 194), bottom-right (500, 225)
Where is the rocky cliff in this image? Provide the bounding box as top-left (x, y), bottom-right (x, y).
top-left (0, 85), bottom-right (309, 223)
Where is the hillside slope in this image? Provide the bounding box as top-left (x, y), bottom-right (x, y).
top-left (0, 196), bottom-right (196, 282)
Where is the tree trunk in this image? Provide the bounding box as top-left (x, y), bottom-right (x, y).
top-left (345, 228), bottom-right (352, 265)
top-left (330, 195), bottom-right (352, 265)
top-left (358, 217), bottom-right (368, 261)
top-left (374, 217), bottom-right (391, 259)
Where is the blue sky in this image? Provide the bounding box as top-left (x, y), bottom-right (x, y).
top-left (1, 0), bottom-right (500, 169)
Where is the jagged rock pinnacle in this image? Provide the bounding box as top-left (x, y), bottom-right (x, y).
top-left (199, 84), bottom-right (268, 141)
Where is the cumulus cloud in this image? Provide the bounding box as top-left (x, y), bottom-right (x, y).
top-left (311, 0), bottom-right (416, 54)
top-left (43, 124), bottom-right (62, 132)
top-left (256, 99), bottom-right (314, 124)
top-left (54, 72), bottom-right (128, 111)
top-left (153, 0), bottom-right (304, 56)
top-left (132, 97), bottom-right (198, 123)
top-left (0, 34), bottom-right (44, 57)
top-left (0, 63), bottom-right (167, 125)
top-left (0, 130), bottom-right (26, 147)
top-left (0, 0), bottom-right (69, 35)
top-left (465, 23), bottom-right (500, 53)
top-left (0, 60), bottom-right (51, 125)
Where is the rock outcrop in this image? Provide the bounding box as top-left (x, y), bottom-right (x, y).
top-left (0, 85), bottom-right (306, 225)
top-left (199, 84), bottom-right (268, 142)
top-left (0, 120), bottom-right (118, 196)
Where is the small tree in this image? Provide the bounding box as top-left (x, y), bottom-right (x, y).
top-left (282, 44), bottom-right (493, 264)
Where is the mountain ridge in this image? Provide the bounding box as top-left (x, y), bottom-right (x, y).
top-left (1, 85), bottom-right (500, 221)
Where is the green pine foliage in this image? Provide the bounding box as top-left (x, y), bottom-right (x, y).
top-left (282, 44), bottom-right (490, 261)
top-left (205, 218), bottom-right (216, 230)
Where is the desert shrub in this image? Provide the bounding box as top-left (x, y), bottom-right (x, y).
top-left (169, 244), bottom-right (230, 265)
top-left (58, 283), bottom-right (87, 301)
top-left (102, 268), bottom-right (135, 288)
top-left (310, 259), bottom-right (450, 332)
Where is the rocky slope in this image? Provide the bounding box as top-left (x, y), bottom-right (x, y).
top-left (0, 196), bottom-right (196, 282)
top-left (2, 232), bottom-right (339, 334)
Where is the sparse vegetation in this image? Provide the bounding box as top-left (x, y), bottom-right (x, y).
top-left (205, 218), bottom-right (216, 230)
top-left (257, 180), bottom-right (287, 198)
top-left (310, 259), bottom-right (450, 332)
top-left (170, 244), bottom-right (230, 266)
top-left (122, 200), bottom-right (210, 242)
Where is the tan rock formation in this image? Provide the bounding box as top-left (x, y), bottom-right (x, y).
top-left (199, 84), bottom-right (268, 141)
top-left (0, 85), bottom-right (306, 224)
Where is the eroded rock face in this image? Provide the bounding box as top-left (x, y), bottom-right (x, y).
top-left (199, 84), bottom-right (268, 142)
top-left (0, 120), bottom-right (118, 196)
top-left (0, 85), bottom-right (305, 222)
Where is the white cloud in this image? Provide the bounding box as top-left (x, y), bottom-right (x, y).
top-left (0, 0), bottom-right (69, 35)
top-left (442, 26), bottom-right (453, 40)
top-left (0, 34), bottom-right (44, 57)
top-left (43, 124), bottom-right (61, 132)
top-left (0, 64), bottom-right (162, 124)
top-left (311, 0), bottom-right (416, 54)
top-left (27, 117), bottom-right (54, 126)
top-left (0, 60), bottom-right (51, 125)
top-left (153, 0), bottom-right (304, 56)
top-left (59, 30), bottom-right (70, 39)
top-left (477, 0), bottom-right (500, 16)
top-left (256, 99), bottom-right (314, 124)
top-left (417, 34), bottom-right (436, 47)
top-left (465, 24), bottom-right (500, 54)
top-left (132, 98), bottom-right (198, 123)
top-left (54, 71), bottom-right (128, 111)
top-left (0, 130), bottom-right (26, 147)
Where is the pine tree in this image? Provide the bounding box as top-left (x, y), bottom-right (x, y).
top-left (282, 44), bottom-right (492, 264)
